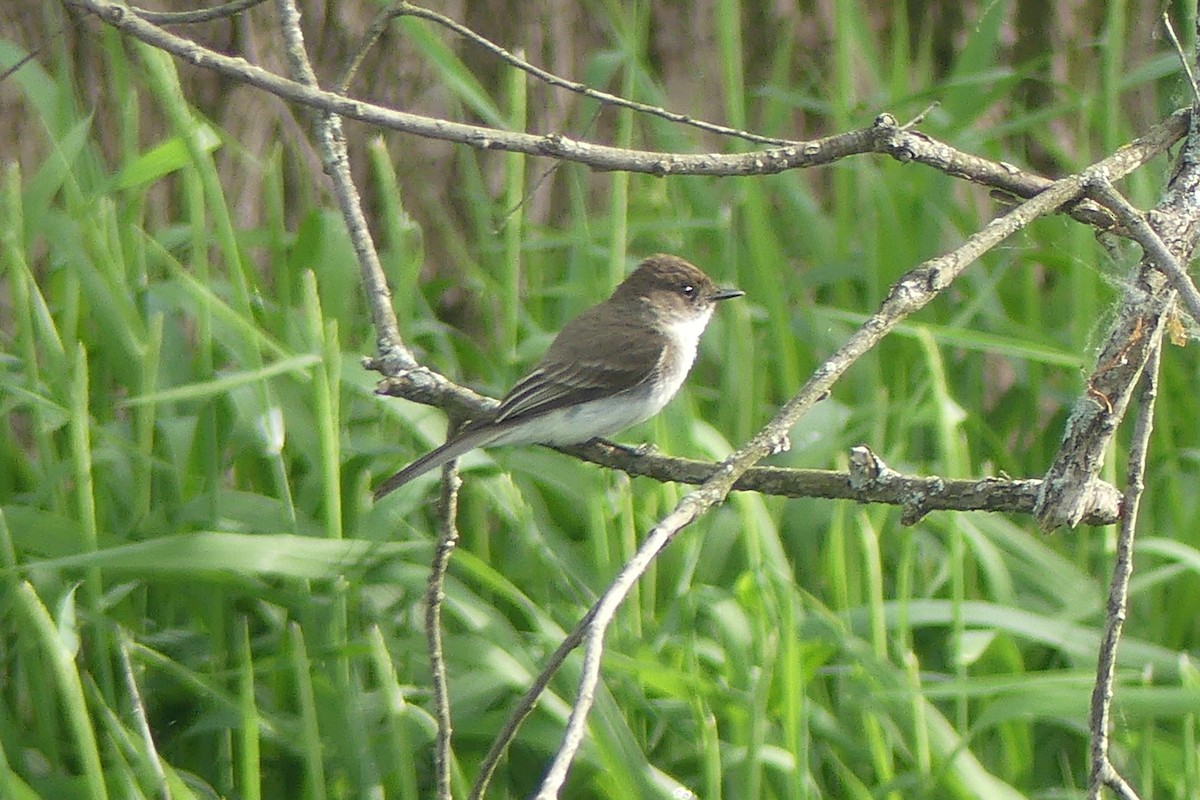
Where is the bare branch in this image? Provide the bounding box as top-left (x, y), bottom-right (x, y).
top-left (59, 0), bottom-right (1189, 194)
top-left (556, 441), bottom-right (1123, 524)
top-left (1163, 11), bottom-right (1200, 107)
top-left (468, 606), bottom-right (596, 799)
top-left (534, 497), bottom-right (701, 798)
top-left (0, 22), bottom-right (69, 84)
top-left (391, 2), bottom-right (793, 146)
top-left (426, 463), bottom-right (462, 800)
top-left (268, 0), bottom-right (411, 369)
top-left (335, 1), bottom-right (397, 94)
top-left (371, 384), bottom-right (1121, 523)
top-left (61, 4), bottom-right (1197, 792)
top-left (267, 6), bottom-right (461, 792)
top-left (1081, 14), bottom-right (1199, 797)
top-left (1036, 110), bottom-right (1200, 530)
top-left (1087, 338), bottom-right (1160, 800)
top-left (131, 0), bottom-right (267, 25)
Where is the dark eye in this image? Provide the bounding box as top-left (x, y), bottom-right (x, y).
top-left (681, 284), bottom-right (697, 297)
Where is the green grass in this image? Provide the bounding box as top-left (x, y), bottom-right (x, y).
top-left (2, 3), bottom-right (1200, 799)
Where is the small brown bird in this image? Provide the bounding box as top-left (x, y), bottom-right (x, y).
top-left (375, 254), bottom-right (742, 499)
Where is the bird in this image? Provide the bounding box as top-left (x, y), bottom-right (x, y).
top-left (374, 254), bottom-right (743, 499)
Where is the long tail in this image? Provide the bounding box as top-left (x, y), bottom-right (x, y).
top-left (373, 425), bottom-right (502, 500)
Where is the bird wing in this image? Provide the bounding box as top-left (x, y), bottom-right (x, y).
top-left (495, 312), bottom-right (667, 424)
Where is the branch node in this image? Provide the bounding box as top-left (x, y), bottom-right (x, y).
top-left (848, 445), bottom-right (891, 490)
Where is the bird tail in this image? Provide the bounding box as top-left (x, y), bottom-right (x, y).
top-left (373, 425), bottom-right (502, 500)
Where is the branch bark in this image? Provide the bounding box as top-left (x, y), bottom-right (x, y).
top-left (1035, 109), bottom-right (1200, 530)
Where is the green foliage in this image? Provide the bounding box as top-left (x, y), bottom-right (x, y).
top-left (2, 3), bottom-right (1200, 799)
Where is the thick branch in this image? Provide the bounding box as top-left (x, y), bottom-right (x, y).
top-left (558, 442), bottom-right (1123, 525)
top-left (1036, 110), bottom-right (1200, 530)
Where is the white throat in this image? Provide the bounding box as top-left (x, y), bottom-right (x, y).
top-left (650, 305), bottom-right (714, 407)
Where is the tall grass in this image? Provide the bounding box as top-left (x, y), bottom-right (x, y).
top-left (2, 3), bottom-right (1199, 799)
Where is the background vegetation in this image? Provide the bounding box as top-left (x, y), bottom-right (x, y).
top-left (2, 0), bottom-right (1200, 798)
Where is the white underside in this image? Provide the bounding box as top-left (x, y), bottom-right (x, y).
top-left (493, 307), bottom-right (712, 446)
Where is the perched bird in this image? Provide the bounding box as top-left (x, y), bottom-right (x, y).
top-left (374, 254), bottom-right (742, 499)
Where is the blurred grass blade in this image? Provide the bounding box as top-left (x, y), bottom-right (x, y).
top-left (14, 582), bottom-right (109, 800)
top-left (120, 354), bottom-right (321, 407)
top-left (26, 532), bottom-right (424, 580)
top-left (110, 124), bottom-right (221, 190)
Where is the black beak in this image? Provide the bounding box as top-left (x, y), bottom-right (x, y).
top-left (709, 287), bottom-right (745, 302)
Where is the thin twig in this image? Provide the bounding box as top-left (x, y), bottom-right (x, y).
top-left (1163, 11), bottom-right (1200, 106)
top-left (392, 2), bottom-right (795, 146)
top-left (1086, 338), bottom-right (1160, 800)
top-left (467, 606), bottom-right (597, 799)
top-left (334, 0), bottom-right (397, 94)
top-left (131, 0), bottom-right (267, 25)
top-left (427, 462), bottom-right (462, 800)
top-left (0, 23), bottom-right (68, 85)
top-left (267, 0), bottom-right (412, 371)
top-left (900, 101), bottom-right (940, 129)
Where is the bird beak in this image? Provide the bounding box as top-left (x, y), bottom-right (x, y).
top-left (709, 287), bottom-right (745, 302)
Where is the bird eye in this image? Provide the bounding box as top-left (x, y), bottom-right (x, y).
top-left (681, 284), bottom-right (696, 297)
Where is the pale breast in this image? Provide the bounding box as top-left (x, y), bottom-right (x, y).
top-left (493, 305), bottom-right (713, 447)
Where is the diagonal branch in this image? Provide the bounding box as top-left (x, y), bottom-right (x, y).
top-left (480, 125), bottom-right (1170, 797)
top-left (1086, 178), bottom-right (1200, 327)
top-left (267, 0), bottom-right (412, 372)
